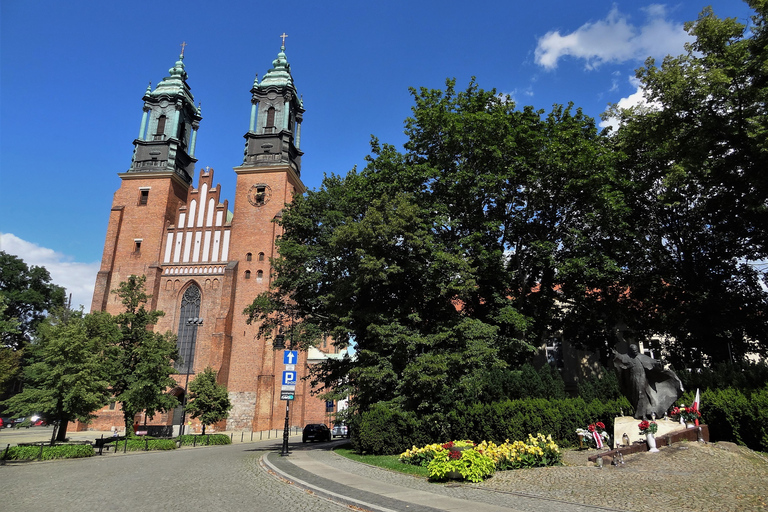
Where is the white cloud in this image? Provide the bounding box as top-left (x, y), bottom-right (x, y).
top-left (535, 5), bottom-right (691, 70)
top-left (600, 76), bottom-right (661, 130)
top-left (0, 233), bottom-right (99, 311)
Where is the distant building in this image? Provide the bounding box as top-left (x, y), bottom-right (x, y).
top-left (84, 44), bottom-right (342, 434)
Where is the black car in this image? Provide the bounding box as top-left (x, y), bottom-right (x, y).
top-left (302, 423), bottom-right (331, 443)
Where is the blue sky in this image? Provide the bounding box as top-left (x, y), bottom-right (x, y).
top-left (0, 0), bottom-right (755, 310)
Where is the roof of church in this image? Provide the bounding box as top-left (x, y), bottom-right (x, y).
top-left (145, 53), bottom-right (195, 105)
top-left (256, 45), bottom-right (300, 102)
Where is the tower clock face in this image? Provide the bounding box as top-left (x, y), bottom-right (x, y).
top-left (248, 184), bottom-right (272, 207)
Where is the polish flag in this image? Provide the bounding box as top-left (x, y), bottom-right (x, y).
top-left (693, 388), bottom-right (701, 426)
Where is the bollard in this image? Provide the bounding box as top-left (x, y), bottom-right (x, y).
top-left (241, 432), bottom-right (244, 443)
top-left (251, 431), bottom-right (253, 442)
top-left (193, 436), bottom-right (197, 447)
top-left (39, 443), bottom-right (44, 460)
top-left (145, 437), bottom-right (148, 451)
top-left (260, 431), bottom-right (263, 440)
top-left (99, 434), bottom-right (104, 455)
top-left (124, 438), bottom-right (128, 453)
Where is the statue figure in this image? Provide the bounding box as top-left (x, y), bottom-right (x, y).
top-left (612, 344), bottom-right (684, 419)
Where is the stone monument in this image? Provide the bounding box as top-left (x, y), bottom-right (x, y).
top-left (613, 344), bottom-right (684, 419)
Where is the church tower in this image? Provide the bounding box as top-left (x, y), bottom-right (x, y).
top-left (226, 42), bottom-right (308, 430)
top-left (87, 41), bottom-right (335, 436)
top-left (91, 50), bottom-right (202, 313)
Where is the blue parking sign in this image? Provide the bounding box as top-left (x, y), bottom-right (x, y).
top-left (282, 370), bottom-right (297, 386)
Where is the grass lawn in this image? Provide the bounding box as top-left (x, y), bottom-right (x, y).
top-left (334, 444), bottom-right (430, 478)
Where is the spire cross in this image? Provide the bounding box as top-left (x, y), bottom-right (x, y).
top-left (280, 33), bottom-right (288, 47)
top-left (180, 41), bottom-right (188, 56)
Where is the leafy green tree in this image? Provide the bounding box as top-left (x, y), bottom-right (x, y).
top-left (185, 366), bottom-right (232, 434)
top-left (0, 251), bottom-right (65, 349)
top-left (1, 309), bottom-right (119, 442)
top-left (605, 1), bottom-right (768, 364)
top-left (0, 295), bottom-right (22, 395)
top-left (111, 275), bottom-right (179, 436)
top-left (250, 80), bottom-right (627, 419)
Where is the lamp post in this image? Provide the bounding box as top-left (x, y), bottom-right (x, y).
top-left (179, 317), bottom-right (203, 436)
top-left (273, 323), bottom-right (293, 457)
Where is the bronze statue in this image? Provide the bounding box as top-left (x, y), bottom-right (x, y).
top-left (613, 344), bottom-right (684, 419)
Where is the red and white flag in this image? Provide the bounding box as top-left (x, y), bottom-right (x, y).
top-left (693, 388), bottom-right (701, 426)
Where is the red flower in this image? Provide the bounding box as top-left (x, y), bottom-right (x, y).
top-left (588, 424), bottom-right (596, 432)
top-left (638, 420), bottom-right (650, 431)
top-left (671, 407), bottom-right (680, 415)
top-left (596, 422), bottom-right (605, 430)
top-left (449, 450), bottom-right (462, 460)
top-left (442, 441), bottom-right (454, 450)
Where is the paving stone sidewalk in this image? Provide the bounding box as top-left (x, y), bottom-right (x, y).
top-left (266, 441), bottom-right (767, 512)
top-left (474, 442), bottom-right (768, 512)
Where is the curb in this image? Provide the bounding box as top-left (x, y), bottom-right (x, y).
top-left (260, 452), bottom-right (399, 512)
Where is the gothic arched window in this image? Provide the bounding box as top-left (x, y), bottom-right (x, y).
top-left (266, 107), bottom-right (275, 132)
top-left (176, 285), bottom-right (201, 373)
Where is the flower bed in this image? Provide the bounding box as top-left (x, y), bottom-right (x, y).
top-left (400, 434), bottom-right (561, 482)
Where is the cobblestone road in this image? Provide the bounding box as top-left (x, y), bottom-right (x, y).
top-left (1, 441), bottom-right (348, 512)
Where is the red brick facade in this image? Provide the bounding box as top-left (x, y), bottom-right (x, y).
top-left (83, 48), bottom-right (341, 435)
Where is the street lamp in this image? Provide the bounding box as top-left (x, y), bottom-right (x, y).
top-left (179, 317), bottom-right (203, 436)
top-left (274, 321), bottom-right (294, 457)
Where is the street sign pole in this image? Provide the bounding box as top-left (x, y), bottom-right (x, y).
top-left (280, 395), bottom-right (291, 456)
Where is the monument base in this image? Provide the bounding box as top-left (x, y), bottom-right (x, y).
top-left (613, 416), bottom-right (687, 448)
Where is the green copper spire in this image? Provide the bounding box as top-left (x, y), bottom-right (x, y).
top-left (259, 45), bottom-right (295, 91)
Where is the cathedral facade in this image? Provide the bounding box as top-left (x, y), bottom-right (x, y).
top-left (87, 44), bottom-right (338, 433)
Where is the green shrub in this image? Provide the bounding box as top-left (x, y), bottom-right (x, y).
top-left (3, 444), bottom-right (94, 460)
top-left (108, 437), bottom-right (177, 451)
top-left (177, 433), bottom-right (231, 446)
top-left (427, 447), bottom-right (495, 482)
top-left (353, 402), bottom-right (425, 455)
top-left (693, 385), bottom-right (768, 452)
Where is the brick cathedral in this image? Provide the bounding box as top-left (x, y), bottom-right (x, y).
top-left (86, 43), bottom-right (340, 434)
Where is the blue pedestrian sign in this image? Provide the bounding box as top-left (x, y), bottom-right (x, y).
top-left (283, 350), bottom-right (298, 365)
top-left (282, 370), bottom-right (297, 386)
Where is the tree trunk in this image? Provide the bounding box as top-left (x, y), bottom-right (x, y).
top-left (56, 420), bottom-right (68, 442)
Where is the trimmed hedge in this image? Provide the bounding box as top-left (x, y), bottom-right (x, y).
top-left (684, 386), bottom-right (768, 452)
top-left (3, 444), bottom-right (95, 461)
top-left (106, 437), bottom-right (177, 451)
top-left (177, 434), bottom-right (232, 446)
top-left (354, 397), bottom-right (632, 455)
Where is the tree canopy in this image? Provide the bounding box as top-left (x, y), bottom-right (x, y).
top-left (249, 80), bottom-right (628, 418)
top-left (0, 251), bottom-right (65, 349)
top-left (111, 275), bottom-right (179, 435)
top-left (250, 2), bottom-right (768, 421)
top-left (1, 309), bottom-right (119, 442)
top-left (605, 0), bottom-right (768, 365)
top-left (185, 366), bottom-right (232, 435)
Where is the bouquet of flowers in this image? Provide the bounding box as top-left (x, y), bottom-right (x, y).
top-left (576, 422), bottom-right (609, 449)
top-left (638, 420), bottom-right (658, 435)
top-left (670, 404), bottom-right (701, 423)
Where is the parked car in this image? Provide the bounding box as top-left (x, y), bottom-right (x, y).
top-left (331, 423), bottom-right (348, 438)
top-left (0, 416), bottom-right (10, 428)
top-left (302, 423), bottom-right (331, 443)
